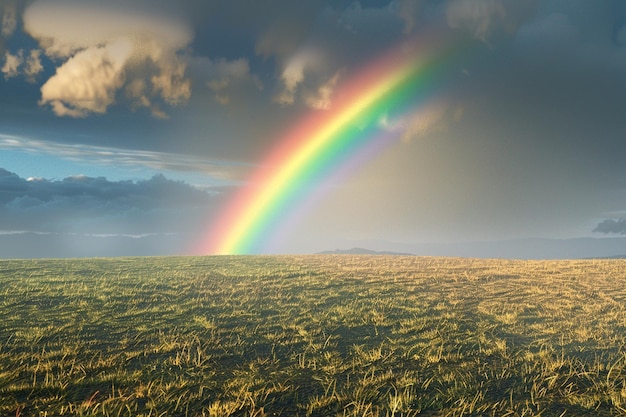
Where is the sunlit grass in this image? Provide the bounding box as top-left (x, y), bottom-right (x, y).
top-left (1, 255), bottom-right (626, 415)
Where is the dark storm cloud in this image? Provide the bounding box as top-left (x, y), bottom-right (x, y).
top-left (491, 0), bottom-right (626, 175)
top-left (0, 168), bottom-right (217, 234)
top-left (442, 3), bottom-right (626, 186)
top-left (0, 168), bottom-right (209, 206)
top-left (594, 218), bottom-right (626, 235)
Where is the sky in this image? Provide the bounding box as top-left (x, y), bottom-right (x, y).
top-left (2, 0), bottom-right (626, 258)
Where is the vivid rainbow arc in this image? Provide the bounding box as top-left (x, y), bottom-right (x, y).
top-left (196, 33), bottom-right (464, 255)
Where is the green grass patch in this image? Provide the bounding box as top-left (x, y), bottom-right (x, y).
top-left (1, 255), bottom-right (626, 416)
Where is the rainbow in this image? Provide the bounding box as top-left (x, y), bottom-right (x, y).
top-left (197, 33), bottom-right (464, 255)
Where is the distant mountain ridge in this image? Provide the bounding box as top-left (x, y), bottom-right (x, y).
top-left (317, 247), bottom-right (414, 256)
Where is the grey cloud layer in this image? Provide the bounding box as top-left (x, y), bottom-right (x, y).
top-left (0, 168), bottom-right (217, 235)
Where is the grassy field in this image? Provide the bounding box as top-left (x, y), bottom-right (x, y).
top-left (2, 255), bottom-right (626, 416)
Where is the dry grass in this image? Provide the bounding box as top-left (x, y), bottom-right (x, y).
top-left (1, 255), bottom-right (626, 416)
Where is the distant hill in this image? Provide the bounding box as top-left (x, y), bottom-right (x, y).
top-left (324, 237), bottom-right (626, 260)
top-left (317, 247), bottom-right (414, 256)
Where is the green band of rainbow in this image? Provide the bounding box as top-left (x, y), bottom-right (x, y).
top-left (197, 33), bottom-right (465, 255)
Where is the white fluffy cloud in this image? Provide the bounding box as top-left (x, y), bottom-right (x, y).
top-left (23, 0), bottom-right (193, 118)
top-left (40, 39), bottom-right (132, 117)
top-left (303, 70), bottom-right (342, 110)
top-left (1, 50), bottom-right (20, 79)
top-left (274, 49), bottom-right (318, 105)
top-left (23, 0), bottom-right (192, 58)
top-left (2, 49), bottom-right (43, 82)
top-left (24, 49), bottom-right (43, 82)
top-left (265, 3), bottom-right (403, 110)
top-left (274, 47), bottom-right (341, 109)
